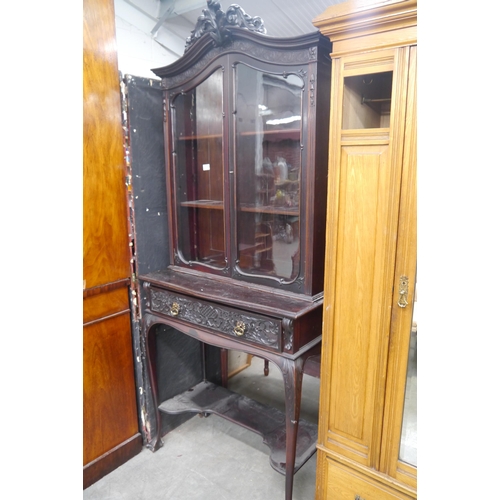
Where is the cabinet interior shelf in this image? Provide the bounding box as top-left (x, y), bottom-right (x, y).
top-left (180, 200), bottom-right (299, 216)
top-left (178, 129), bottom-right (300, 142)
top-left (180, 199), bottom-right (224, 209)
top-left (239, 203), bottom-right (299, 216)
top-left (178, 133), bottom-right (222, 140)
top-left (158, 380), bottom-right (318, 475)
top-left (239, 129), bottom-right (300, 141)
top-left (239, 242), bottom-right (273, 254)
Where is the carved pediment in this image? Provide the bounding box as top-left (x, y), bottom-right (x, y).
top-left (185, 0), bottom-right (266, 52)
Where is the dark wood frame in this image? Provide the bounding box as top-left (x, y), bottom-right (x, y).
top-left (141, 271), bottom-right (322, 498)
top-left (153, 28), bottom-right (331, 297)
top-left (138, 20), bottom-right (331, 500)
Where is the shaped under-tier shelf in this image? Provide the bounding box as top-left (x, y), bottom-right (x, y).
top-left (158, 380), bottom-right (318, 475)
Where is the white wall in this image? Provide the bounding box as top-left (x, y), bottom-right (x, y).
top-left (114, 0), bottom-right (188, 79)
top-left (113, 0), bottom-right (253, 375)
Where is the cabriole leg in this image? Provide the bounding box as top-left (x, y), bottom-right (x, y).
top-left (277, 356), bottom-right (305, 500)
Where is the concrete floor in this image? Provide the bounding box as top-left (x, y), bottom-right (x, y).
top-left (83, 356), bottom-right (321, 500)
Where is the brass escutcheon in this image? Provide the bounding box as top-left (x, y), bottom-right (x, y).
top-left (397, 276), bottom-right (409, 308)
top-left (170, 302), bottom-right (180, 316)
top-left (234, 321), bottom-right (245, 336)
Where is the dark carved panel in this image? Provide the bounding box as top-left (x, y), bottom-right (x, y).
top-left (149, 287), bottom-right (281, 349)
top-left (162, 54), bottom-right (226, 89)
top-left (282, 318), bottom-right (294, 352)
top-left (185, 0), bottom-right (266, 52)
top-left (230, 40), bottom-right (311, 64)
top-left (161, 43), bottom-right (313, 89)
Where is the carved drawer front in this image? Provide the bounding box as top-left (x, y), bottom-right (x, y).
top-left (148, 286), bottom-right (282, 351)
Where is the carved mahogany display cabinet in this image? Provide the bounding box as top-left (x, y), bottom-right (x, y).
top-left (123, 2), bottom-right (331, 499)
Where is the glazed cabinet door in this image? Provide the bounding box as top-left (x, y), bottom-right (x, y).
top-left (233, 62), bottom-right (304, 284)
top-left (165, 41), bottom-right (330, 296)
top-left (169, 66), bottom-right (227, 272)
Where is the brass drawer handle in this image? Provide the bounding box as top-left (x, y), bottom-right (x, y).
top-left (234, 321), bottom-right (245, 336)
top-left (170, 302), bottom-right (180, 316)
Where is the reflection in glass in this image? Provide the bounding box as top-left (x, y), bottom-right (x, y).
top-left (234, 63), bottom-right (303, 281)
top-left (399, 281), bottom-right (417, 466)
top-left (172, 68), bottom-right (226, 268)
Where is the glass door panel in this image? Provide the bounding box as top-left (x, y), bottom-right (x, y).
top-left (399, 278), bottom-right (417, 466)
top-left (234, 63), bottom-right (303, 281)
top-left (172, 68), bottom-right (226, 268)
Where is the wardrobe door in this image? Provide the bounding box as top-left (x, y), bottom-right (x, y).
top-left (314, 1), bottom-right (417, 497)
top-left (320, 47), bottom-right (411, 469)
top-left (83, 0), bottom-right (141, 488)
top-left (379, 45), bottom-right (417, 491)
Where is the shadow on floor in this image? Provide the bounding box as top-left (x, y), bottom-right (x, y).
top-left (83, 356), bottom-right (320, 500)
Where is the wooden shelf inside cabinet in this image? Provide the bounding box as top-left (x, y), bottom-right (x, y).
top-left (239, 242), bottom-right (273, 255)
top-left (180, 200), bottom-right (223, 209)
top-left (239, 203), bottom-right (299, 216)
top-left (178, 134), bottom-right (223, 141)
top-left (239, 129), bottom-right (300, 141)
top-left (158, 380), bottom-right (318, 475)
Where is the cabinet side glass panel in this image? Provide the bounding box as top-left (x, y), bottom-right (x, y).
top-left (172, 68), bottom-right (226, 268)
top-left (399, 277), bottom-right (417, 466)
top-left (234, 63), bottom-right (303, 282)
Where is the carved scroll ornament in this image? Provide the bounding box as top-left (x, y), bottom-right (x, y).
top-left (149, 288), bottom-right (280, 348)
top-left (185, 0), bottom-right (266, 52)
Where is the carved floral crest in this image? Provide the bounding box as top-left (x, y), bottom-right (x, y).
top-left (185, 0), bottom-right (266, 52)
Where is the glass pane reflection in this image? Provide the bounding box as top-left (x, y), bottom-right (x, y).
top-left (234, 63), bottom-right (303, 281)
top-left (172, 68), bottom-right (226, 268)
top-left (399, 282), bottom-right (417, 466)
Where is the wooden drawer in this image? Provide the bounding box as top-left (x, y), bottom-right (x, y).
top-left (323, 458), bottom-right (415, 500)
top-left (147, 286), bottom-right (282, 351)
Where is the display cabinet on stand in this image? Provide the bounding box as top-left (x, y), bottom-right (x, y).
top-left (131, 2), bottom-right (332, 499)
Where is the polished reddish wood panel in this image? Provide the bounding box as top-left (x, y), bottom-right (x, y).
top-left (83, 283), bottom-right (130, 325)
top-left (83, 433), bottom-right (142, 490)
top-left (83, 0), bottom-right (141, 488)
top-left (83, 0), bottom-right (130, 290)
top-left (83, 314), bottom-right (140, 464)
